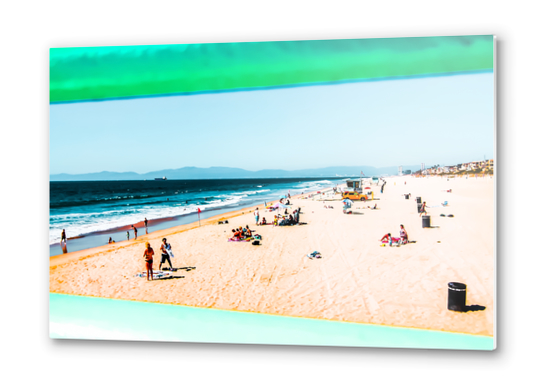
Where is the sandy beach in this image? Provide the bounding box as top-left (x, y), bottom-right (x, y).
top-left (50, 175), bottom-right (494, 336)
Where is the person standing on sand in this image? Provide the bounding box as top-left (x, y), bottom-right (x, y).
top-left (159, 238), bottom-right (174, 271)
top-left (255, 207), bottom-right (260, 225)
top-left (60, 229), bottom-right (68, 253)
top-left (144, 217), bottom-right (148, 234)
top-left (419, 201), bottom-right (427, 217)
top-left (132, 225), bottom-right (138, 240)
top-left (143, 242), bottom-right (154, 281)
top-left (126, 231), bottom-right (130, 241)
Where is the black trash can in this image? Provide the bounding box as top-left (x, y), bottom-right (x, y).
top-left (447, 282), bottom-right (467, 311)
top-left (422, 215), bottom-right (431, 228)
top-left (417, 203), bottom-right (422, 213)
top-left (416, 197), bottom-right (421, 204)
top-left (405, 194), bottom-right (410, 200)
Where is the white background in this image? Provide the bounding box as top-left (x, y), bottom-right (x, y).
top-left (1, 1), bottom-right (539, 382)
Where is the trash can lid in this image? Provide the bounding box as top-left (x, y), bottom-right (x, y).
top-left (448, 282), bottom-right (466, 290)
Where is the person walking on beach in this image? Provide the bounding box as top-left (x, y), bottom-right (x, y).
top-left (143, 242), bottom-right (154, 281)
top-left (144, 217), bottom-right (148, 234)
top-left (159, 238), bottom-right (174, 271)
top-left (61, 229), bottom-right (66, 243)
top-left (132, 225), bottom-right (138, 240)
top-left (255, 207), bottom-right (260, 225)
top-left (419, 201), bottom-right (427, 217)
top-left (126, 231), bottom-right (130, 241)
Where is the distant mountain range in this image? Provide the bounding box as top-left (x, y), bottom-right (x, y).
top-left (50, 165), bottom-right (422, 181)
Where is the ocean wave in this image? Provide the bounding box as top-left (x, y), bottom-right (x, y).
top-left (49, 179), bottom-right (337, 244)
top-left (49, 195), bottom-right (246, 244)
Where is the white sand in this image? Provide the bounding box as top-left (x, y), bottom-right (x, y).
top-left (50, 175), bottom-right (494, 336)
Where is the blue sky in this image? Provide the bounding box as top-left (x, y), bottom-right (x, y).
top-left (50, 72), bottom-right (494, 175)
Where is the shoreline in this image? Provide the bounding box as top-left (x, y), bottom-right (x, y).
top-left (50, 186), bottom-right (333, 267)
top-left (49, 179), bottom-right (341, 256)
top-left (50, 175), bottom-right (494, 336)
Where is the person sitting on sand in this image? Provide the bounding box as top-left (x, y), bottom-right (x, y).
top-left (381, 233), bottom-right (391, 242)
top-left (261, 217), bottom-right (267, 225)
top-left (381, 233), bottom-right (393, 246)
top-left (108, 237), bottom-right (114, 244)
top-left (159, 238), bottom-right (174, 271)
top-left (399, 224), bottom-right (409, 244)
top-left (143, 242), bottom-right (154, 281)
top-left (372, 204), bottom-right (377, 210)
top-left (288, 214), bottom-right (294, 224)
top-left (273, 216), bottom-right (278, 226)
top-left (231, 229), bottom-right (241, 240)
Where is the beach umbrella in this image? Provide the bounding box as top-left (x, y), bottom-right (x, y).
top-left (272, 203), bottom-right (290, 209)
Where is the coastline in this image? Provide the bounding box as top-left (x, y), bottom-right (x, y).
top-left (50, 186), bottom-right (331, 267)
top-left (49, 179), bottom-right (340, 256)
top-left (50, 175), bottom-right (494, 336)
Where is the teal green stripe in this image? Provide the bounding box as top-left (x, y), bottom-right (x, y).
top-left (50, 69), bottom-right (493, 105)
top-left (50, 36), bottom-right (494, 103)
top-left (49, 293), bottom-right (494, 350)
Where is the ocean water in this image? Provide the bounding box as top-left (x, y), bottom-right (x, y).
top-left (50, 177), bottom-right (342, 246)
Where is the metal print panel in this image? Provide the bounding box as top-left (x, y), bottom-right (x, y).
top-left (49, 35), bottom-right (496, 350)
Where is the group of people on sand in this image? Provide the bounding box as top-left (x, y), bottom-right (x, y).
top-left (230, 225), bottom-right (254, 240)
top-left (142, 238), bottom-right (174, 281)
top-left (380, 224), bottom-right (409, 246)
top-left (273, 209), bottom-right (300, 226)
top-left (254, 206), bottom-right (301, 226)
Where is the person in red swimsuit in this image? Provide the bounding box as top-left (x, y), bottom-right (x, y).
top-left (143, 242), bottom-right (154, 281)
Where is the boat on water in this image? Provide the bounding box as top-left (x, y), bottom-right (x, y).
top-left (154, 177), bottom-right (167, 180)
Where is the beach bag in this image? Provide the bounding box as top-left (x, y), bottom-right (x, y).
top-left (166, 243), bottom-right (174, 258)
top-left (252, 240), bottom-right (260, 245)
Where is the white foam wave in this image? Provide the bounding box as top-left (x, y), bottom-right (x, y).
top-left (49, 196), bottom-right (246, 244)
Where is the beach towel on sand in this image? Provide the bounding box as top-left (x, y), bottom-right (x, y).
top-left (381, 237), bottom-right (402, 245)
top-left (135, 271), bottom-right (172, 278)
top-left (228, 237), bottom-right (254, 242)
top-left (306, 251), bottom-right (322, 259)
